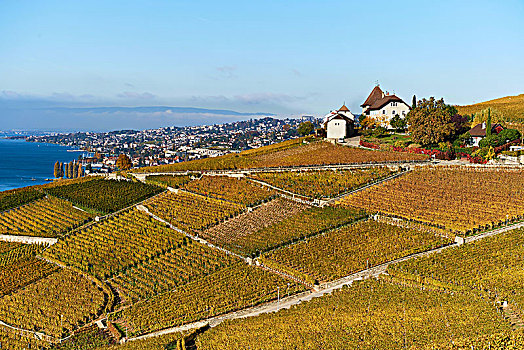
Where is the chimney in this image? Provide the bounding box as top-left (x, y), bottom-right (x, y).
top-left (482, 122), bottom-right (486, 129)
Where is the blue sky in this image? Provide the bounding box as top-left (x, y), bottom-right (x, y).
top-left (1, 0), bottom-right (523, 131)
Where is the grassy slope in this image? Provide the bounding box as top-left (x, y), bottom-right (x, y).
top-left (457, 94), bottom-right (524, 126)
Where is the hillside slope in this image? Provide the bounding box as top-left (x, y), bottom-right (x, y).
top-left (457, 94), bottom-right (524, 125)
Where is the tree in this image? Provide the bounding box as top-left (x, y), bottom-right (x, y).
top-left (72, 161), bottom-right (78, 178)
top-left (412, 95), bottom-right (417, 109)
top-left (406, 97), bottom-right (456, 145)
top-left (450, 114), bottom-right (469, 137)
top-left (116, 154), bottom-right (133, 170)
top-left (486, 108), bottom-right (492, 137)
top-left (86, 163), bottom-right (93, 173)
top-left (297, 121), bottom-right (314, 136)
top-left (54, 161), bottom-right (61, 179)
top-left (359, 115), bottom-right (376, 130)
top-left (59, 162), bottom-right (64, 178)
top-left (68, 161), bottom-right (74, 179)
top-left (498, 128), bottom-right (521, 143)
top-left (77, 162), bottom-right (84, 178)
top-left (390, 115), bottom-right (407, 132)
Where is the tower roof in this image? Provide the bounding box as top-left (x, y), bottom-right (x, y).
top-left (338, 104), bottom-right (350, 112)
top-left (361, 85), bottom-right (384, 107)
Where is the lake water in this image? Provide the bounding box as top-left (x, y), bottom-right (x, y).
top-left (0, 138), bottom-right (91, 192)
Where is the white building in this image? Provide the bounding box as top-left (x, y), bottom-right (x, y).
top-left (361, 85), bottom-right (410, 129)
top-left (323, 104), bottom-right (355, 140)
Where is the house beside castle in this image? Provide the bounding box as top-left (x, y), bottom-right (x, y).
top-left (361, 85), bottom-right (410, 129)
top-left (323, 104), bottom-right (355, 140)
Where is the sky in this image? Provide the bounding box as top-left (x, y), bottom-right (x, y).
top-left (1, 0), bottom-right (523, 131)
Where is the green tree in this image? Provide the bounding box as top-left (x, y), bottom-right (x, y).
top-left (486, 108), bottom-right (492, 137)
top-left (498, 128), bottom-right (521, 142)
top-left (53, 161), bottom-right (61, 178)
top-left (390, 115), bottom-right (407, 132)
top-left (68, 161), bottom-right (74, 179)
top-left (297, 121), bottom-right (314, 136)
top-left (406, 97), bottom-right (456, 145)
top-left (412, 95), bottom-right (417, 109)
top-left (116, 154), bottom-right (133, 170)
top-left (72, 161), bottom-right (78, 178)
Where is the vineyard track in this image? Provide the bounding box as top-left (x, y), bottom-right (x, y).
top-left (0, 234), bottom-right (57, 245)
top-left (129, 160), bottom-right (431, 182)
top-left (246, 178), bottom-right (324, 206)
top-left (125, 240), bottom-right (459, 343)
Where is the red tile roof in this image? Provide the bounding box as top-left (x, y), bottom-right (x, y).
top-left (361, 85), bottom-right (384, 107)
top-left (338, 104), bottom-right (349, 112)
top-left (469, 123), bottom-right (504, 137)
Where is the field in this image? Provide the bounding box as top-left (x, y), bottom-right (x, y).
top-left (182, 175), bottom-right (277, 206)
top-left (388, 226), bottom-right (524, 314)
top-left (204, 203), bottom-right (365, 257)
top-left (44, 208), bottom-right (185, 279)
top-left (145, 174), bottom-right (192, 188)
top-left (0, 269), bottom-right (106, 338)
top-left (195, 278), bottom-right (509, 350)
top-left (0, 186), bottom-right (45, 212)
top-left (132, 139), bottom-right (427, 173)
top-left (0, 326), bottom-right (50, 349)
top-left (201, 198), bottom-right (309, 256)
top-left (261, 220), bottom-right (450, 284)
top-left (343, 167), bottom-right (524, 234)
top-left (44, 178), bottom-right (163, 213)
top-left (0, 196), bottom-right (93, 237)
top-left (144, 191), bottom-right (244, 232)
top-left (114, 261), bottom-right (305, 336)
top-left (110, 238), bottom-right (237, 303)
top-left (457, 93), bottom-right (524, 125)
top-left (250, 167), bottom-right (396, 199)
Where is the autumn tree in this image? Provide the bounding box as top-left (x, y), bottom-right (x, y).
top-left (72, 161), bottom-right (78, 178)
top-left (297, 121), bottom-right (314, 136)
top-left (59, 162), bottom-right (64, 178)
top-left (116, 154), bottom-right (133, 170)
top-left (390, 115), bottom-right (407, 132)
top-left (406, 97), bottom-right (457, 145)
top-left (68, 161), bottom-right (74, 179)
top-left (77, 163), bottom-right (84, 178)
top-left (54, 161), bottom-right (61, 178)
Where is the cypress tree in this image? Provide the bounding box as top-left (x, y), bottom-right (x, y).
top-left (59, 162), bottom-right (64, 178)
top-left (412, 95), bottom-right (417, 109)
top-left (68, 161), bottom-right (74, 178)
top-left (73, 161), bottom-right (78, 178)
top-left (486, 108), bottom-right (492, 137)
top-left (77, 162), bottom-right (84, 178)
top-left (53, 161), bottom-right (60, 178)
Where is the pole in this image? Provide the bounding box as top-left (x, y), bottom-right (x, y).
top-left (277, 286), bottom-right (280, 303)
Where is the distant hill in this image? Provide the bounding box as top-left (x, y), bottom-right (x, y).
top-left (48, 106), bottom-right (275, 117)
top-left (457, 94), bottom-right (524, 126)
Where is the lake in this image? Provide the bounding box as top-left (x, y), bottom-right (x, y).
top-left (0, 138), bottom-right (91, 192)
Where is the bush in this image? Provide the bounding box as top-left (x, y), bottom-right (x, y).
top-left (498, 128), bottom-right (521, 143)
top-left (478, 134), bottom-right (502, 148)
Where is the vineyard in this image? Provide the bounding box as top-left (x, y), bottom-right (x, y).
top-left (44, 178), bottom-right (163, 213)
top-left (110, 239), bottom-right (237, 303)
top-left (132, 138), bottom-right (427, 173)
top-left (250, 167), bottom-right (396, 199)
top-left (0, 186), bottom-right (45, 212)
top-left (261, 220), bottom-right (450, 284)
top-left (0, 269), bottom-right (106, 338)
top-left (145, 174), bottom-right (192, 188)
top-left (343, 167), bottom-right (524, 234)
top-left (0, 196), bottom-right (93, 237)
top-left (114, 261), bottom-right (305, 336)
top-left (182, 175), bottom-right (277, 206)
top-left (0, 326), bottom-right (50, 349)
top-left (44, 209), bottom-right (185, 279)
top-left (144, 191), bottom-right (244, 232)
top-left (388, 227), bottom-right (524, 316)
top-left (195, 278), bottom-right (509, 349)
top-left (201, 198), bottom-right (309, 256)
top-left (203, 203), bottom-right (365, 257)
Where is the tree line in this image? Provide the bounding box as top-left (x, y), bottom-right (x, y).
top-left (54, 160), bottom-right (85, 179)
